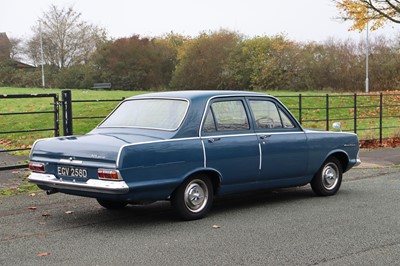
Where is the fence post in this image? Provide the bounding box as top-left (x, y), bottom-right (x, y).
top-left (298, 94), bottom-right (302, 124)
top-left (379, 93), bottom-right (383, 144)
top-left (62, 90), bottom-right (73, 136)
top-left (53, 94), bottom-right (60, 137)
top-left (354, 93), bottom-right (357, 134)
top-left (326, 94), bottom-right (329, 131)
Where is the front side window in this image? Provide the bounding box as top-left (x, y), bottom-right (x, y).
top-left (203, 100), bottom-right (250, 132)
top-left (99, 99), bottom-right (188, 131)
top-left (249, 100), bottom-right (295, 129)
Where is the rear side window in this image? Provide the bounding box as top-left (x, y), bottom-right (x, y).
top-left (203, 100), bottom-right (250, 132)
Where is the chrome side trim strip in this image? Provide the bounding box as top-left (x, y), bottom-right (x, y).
top-left (256, 131), bottom-right (305, 135)
top-left (202, 133), bottom-right (257, 139)
top-left (116, 132), bottom-right (306, 168)
top-left (201, 139), bottom-right (207, 168)
top-left (28, 173), bottom-right (129, 194)
top-left (258, 143), bottom-right (262, 170)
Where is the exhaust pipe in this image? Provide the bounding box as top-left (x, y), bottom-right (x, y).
top-left (46, 189), bottom-right (58, 195)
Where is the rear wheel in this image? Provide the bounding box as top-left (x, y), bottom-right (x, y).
top-left (97, 199), bottom-right (128, 210)
top-left (172, 175), bottom-right (214, 220)
top-left (311, 157), bottom-right (342, 196)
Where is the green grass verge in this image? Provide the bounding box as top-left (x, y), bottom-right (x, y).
top-left (0, 184), bottom-right (39, 196)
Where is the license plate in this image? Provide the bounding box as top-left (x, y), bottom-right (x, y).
top-left (57, 166), bottom-right (88, 178)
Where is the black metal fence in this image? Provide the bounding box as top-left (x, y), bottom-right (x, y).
top-left (0, 90), bottom-right (399, 171)
top-left (0, 93), bottom-right (59, 170)
top-left (277, 93), bottom-right (400, 142)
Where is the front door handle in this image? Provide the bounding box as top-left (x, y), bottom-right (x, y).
top-left (208, 137), bottom-right (221, 143)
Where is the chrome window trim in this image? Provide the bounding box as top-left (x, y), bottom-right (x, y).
top-left (198, 94), bottom-right (258, 137)
top-left (98, 97), bottom-right (190, 132)
top-left (198, 94), bottom-right (305, 137)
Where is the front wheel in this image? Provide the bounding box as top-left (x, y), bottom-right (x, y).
top-left (97, 199), bottom-right (128, 210)
top-left (311, 157), bottom-right (343, 196)
top-left (172, 175), bottom-right (214, 220)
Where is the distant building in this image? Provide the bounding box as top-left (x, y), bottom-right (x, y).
top-left (0, 32), bottom-right (35, 68)
top-left (0, 32), bottom-right (11, 61)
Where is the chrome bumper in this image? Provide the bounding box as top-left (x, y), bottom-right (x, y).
top-left (355, 158), bottom-right (362, 167)
top-left (28, 172), bottom-right (129, 194)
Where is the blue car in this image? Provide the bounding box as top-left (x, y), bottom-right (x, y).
top-left (28, 91), bottom-right (360, 220)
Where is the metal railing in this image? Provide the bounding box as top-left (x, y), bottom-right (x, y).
top-left (277, 93), bottom-right (400, 142)
top-left (1, 90), bottom-right (399, 171)
top-left (0, 93), bottom-right (59, 170)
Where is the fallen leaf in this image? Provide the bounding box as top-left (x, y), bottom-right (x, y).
top-left (212, 224), bottom-right (221, 229)
top-left (28, 207), bottom-right (37, 210)
top-left (37, 252), bottom-right (50, 257)
top-left (42, 213), bottom-right (50, 217)
top-left (29, 193), bottom-right (36, 197)
top-left (38, 222), bottom-right (46, 225)
top-left (65, 211), bottom-right (74, 214)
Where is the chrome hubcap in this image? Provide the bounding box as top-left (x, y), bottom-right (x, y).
top-left (322, 163), bottom-right (339, 190)
top-left (184, 179), bottom-right (208, 213)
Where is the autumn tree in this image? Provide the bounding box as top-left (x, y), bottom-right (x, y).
top-left (335, 0), bottom-right (400, 30)
top-left (170, 30), bottom-right (242, 90)
top-left (25, 4), bottom-right (107, 68)
top-left (224, 35), bottom-right (305, 90)
top-left (92, 35), bottom-right (180, 90)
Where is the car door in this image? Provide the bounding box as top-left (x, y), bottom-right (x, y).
top-left (247, 98), bottom-right (309, 181)
top-left (201, 98), bottom-right (260, 188)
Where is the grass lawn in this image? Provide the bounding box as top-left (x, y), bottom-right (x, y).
top-left (0, 87), bottom-right (399, 153)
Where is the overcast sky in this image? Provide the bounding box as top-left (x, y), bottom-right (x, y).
top-left (2, 0), bottom-right (399, 42)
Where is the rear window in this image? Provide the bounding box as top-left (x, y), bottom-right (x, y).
top-left (99, 99), bottom-right (189, 131)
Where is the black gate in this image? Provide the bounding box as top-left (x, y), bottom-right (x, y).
top-left (0, 93), bottom-right (60, 171)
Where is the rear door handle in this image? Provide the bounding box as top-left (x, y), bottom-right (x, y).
top-left (208, 137), bottom-right (221, 143)
top-left (259, 135), bottom-right (271, 140)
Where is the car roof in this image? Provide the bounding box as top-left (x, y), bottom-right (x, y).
top-left (127, 90), bottom-right (270, 101)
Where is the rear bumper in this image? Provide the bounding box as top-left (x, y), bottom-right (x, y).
top-left (28, 172), bottom-right (129, 194)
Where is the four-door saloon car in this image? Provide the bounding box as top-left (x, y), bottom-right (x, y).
top-left (28, 91), bottom-right (360, 220)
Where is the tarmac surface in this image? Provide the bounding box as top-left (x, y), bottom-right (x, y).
top-left (0, 147), bottom-right (399, 190)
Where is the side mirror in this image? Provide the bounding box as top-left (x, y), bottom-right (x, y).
top-left (332, 122), bottom-right (342, 132)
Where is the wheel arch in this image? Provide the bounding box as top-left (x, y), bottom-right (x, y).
top-left (177, 168), bottom-right (222, 196)
top-left (325, 151), bottom-right (349, 173)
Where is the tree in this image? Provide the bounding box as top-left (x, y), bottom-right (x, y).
top-left (92, 35), bottom-right (179, 90)
top-left (226, 35), bottom-right (304, 90)
top-left (9, 37), bottom-right (23, 60)
top-left (170, 30), bottom-right (241, 90)
top-left (335, 0), bottom-right (400, 30)
top-left (25, 4), bottom-right (107, 68)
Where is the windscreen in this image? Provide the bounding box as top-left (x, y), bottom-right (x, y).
top-left (99, 99), bottom-right (188, 131)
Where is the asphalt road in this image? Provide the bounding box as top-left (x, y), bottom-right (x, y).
top-left (1, 167), bottom-right (399, 266)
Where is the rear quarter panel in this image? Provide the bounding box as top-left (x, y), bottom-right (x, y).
top-left (117, 138), bottom-right (204, 200)
top-left (305, 130), bottom-right (359, 174)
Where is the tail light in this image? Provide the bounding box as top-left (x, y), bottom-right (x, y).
top-left (29, 162), bottom-right (45, 173)
top-left (98, 169), bottom-right (122, 180)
